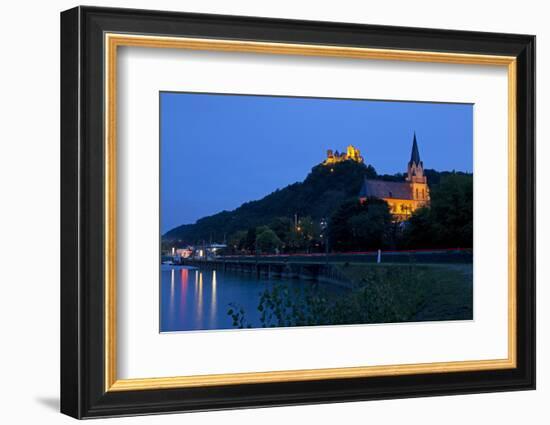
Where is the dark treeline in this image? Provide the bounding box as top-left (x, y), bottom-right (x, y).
top-left (163, 160), bottom-right (473, 253)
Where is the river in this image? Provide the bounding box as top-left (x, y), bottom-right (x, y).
top-left (160, 265), bottom-right (346, 332)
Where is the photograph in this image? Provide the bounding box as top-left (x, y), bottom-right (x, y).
top-left (160, 92), bottom-right (474, 332)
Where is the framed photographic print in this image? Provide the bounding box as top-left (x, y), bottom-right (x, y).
top-left (60, 6), bottom-right (535, 419)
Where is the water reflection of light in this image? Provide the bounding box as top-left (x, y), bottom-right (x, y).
top-left (193, 270), bottom-right (198, 326)
top-left (169, 269), bottom-right (175, 320)
top-left (197, 272), bottom-right (203, 326)
top-left (180, 268), bottom-right (188, 316)
top-left (180, 268), bottom-right (189, 283)
top-left (210, 270), bottom-right (217, 326)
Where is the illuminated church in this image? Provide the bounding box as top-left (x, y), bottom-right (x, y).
top-left (358, 133), bottom-right (430, 221)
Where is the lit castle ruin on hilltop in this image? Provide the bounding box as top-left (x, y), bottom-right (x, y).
top-left (324, 145), bottom-right (364, 165)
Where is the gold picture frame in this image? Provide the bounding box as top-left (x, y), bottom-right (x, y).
top-left (104, 33), bottom-right (517, 392)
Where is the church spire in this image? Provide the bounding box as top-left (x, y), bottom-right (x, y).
top-left (409, 132), bottom-right (421, 165)
top-left (406, 132), bottom-right (426, 184)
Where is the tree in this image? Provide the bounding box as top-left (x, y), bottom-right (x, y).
top-left (267, 217), bottom-right (290, 240)
top-left (348, 203), bottom-right (393, 250)
top-left (288, 216), bottom-right (319, 252)
top-left (401, 207), bottom-right (435, 249)
top-left (255, 228), bottom-right (283, 253)
top-left (245, 227), bottom-right (257, 253)
top-left (430, 173), bottom-right (473, 248)
top-left (329, 198), bottom-right (392, 252)
top-left (403, 173), bottom-right (473, 249)
top-left (228, 230), bottom-right (248, 253)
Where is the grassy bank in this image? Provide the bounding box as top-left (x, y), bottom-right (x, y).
top-left (337, 262), bottom-right (473, 322)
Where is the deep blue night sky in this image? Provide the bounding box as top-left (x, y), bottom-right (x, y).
top-left (160, 92), bottom-right (473, 233)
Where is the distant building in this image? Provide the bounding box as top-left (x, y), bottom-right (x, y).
top-left (324, 145), bottom-right (364, 165)
top-left (193, 243), bottom-right (227, 260)
top-left (176, 247), bottom-right (193, 258)
top-left (359, 133), bottom-right (430, 221)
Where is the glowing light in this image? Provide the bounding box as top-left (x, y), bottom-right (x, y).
top-left (176, 248), bottom-right (193, 258)
top-left (180, 268), bottom-right (188, 315)
top-left (196, 272), bottom-right (203, 325)
top-left (210, 270), bottom-right (217, 326)
top-left (169, 269), bottom-right (175, 319)
top-left (180, 268), bottom-right (188, 282)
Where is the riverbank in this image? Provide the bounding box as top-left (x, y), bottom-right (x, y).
top-left (336, 263), bottom-right (473, 321)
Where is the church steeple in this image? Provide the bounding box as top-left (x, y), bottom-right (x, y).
top-left (406, 132), bottom-right (426, 183)
top-left (409, 132), bottom-right (421, 166)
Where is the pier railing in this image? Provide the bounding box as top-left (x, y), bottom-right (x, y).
top-left (180, 257), bottom-right (355, 288)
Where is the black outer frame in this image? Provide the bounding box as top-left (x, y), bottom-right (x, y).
top-left (60, 6), bottom-right (535, 419)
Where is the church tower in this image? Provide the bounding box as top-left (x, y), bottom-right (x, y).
top-left (406, 133), bottom-right (430, 202)
top-left (358, 132), bottom-right (431, 220)
top-left (406, 132), bottom-right (427, 184)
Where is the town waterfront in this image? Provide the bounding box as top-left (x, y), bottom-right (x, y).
top-left (160, 265), bottom-right (347, 332)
